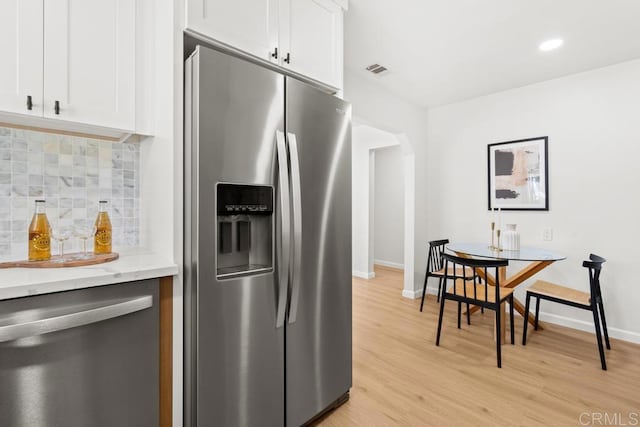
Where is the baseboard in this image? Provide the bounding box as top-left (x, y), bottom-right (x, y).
top-left (415, 282), bottom-right (640, 344)
top-left (402, 289), bottom-right (422, 299)
top-left (373, 259), bottom-right (404, 270)
top-left (401, 284), bottom-right (440, 300)
top-left (538, 311), bottom-right (640, 345)
top-left (425, 284), bottom-right (439, 296)
top-left (352, 270), bottom-right (375, 279)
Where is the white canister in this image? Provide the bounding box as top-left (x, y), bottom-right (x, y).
top-left (501, 224), bottom-right (520, 251)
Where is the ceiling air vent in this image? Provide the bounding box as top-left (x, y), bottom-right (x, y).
top-left (365, 63), bottom-right (389, 75)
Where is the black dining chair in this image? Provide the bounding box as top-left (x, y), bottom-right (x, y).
top-left (522, 254), bottom-right (610, 370)
top-left (435, 253), bottom-right (514, 368)
top-left (420, 239), bottom-right (477, 312)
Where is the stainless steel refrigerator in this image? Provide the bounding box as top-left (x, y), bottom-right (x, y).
top-left (184, 45), bottom-right (352, 427)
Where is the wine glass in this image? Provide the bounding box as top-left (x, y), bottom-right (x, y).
top-left (51, 226), bottom-right (73, 262)
top-left (75, 224), bottom-right (97, 259)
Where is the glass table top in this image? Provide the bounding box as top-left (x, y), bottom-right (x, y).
top-left (446, 242), bottom-right (566, 262)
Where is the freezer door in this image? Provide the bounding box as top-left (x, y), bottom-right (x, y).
top-left (185, 45), bottom-right (286, 427)
top-left (285, 77), bottom-right (352, 426)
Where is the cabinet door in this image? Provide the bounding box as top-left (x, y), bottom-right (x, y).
top-left (281, 0), bottom-right (342, 88)
top-left (43, 0), bottom-right (135, 130)
top-left (187, 0), bottom-right (279, 63)
top-left (0, 0), bottom-right (43, 117)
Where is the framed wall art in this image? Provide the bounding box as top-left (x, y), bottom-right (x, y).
top-left (487, 136), bottom-right (548, 211)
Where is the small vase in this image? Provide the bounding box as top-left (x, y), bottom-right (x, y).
top-left (501, 224), bottom-right (520, 251)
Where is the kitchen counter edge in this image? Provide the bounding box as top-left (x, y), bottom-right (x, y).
top-left (0, 247), bottom-right (179, 301)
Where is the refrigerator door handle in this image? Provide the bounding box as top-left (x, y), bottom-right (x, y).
top-left (286, 132), bottom-right (303, 324)
top-left (275, 130), bottom-right (291, 328)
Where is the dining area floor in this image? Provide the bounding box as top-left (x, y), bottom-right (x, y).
top-left (316, 265), bottom-right (640, 426)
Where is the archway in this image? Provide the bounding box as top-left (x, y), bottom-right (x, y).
top-left (351, 122), bottom-right (415, 298)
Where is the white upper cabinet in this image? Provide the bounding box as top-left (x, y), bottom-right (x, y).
top-left (185, 0), bottom-right (345, 89)
top-left (43, 0), bottom-right (136, 130)
top-left (0, 0), bottom-right (141, 136)
top-left (187, 0), bottom-right (279, 63)
top-left (0, 0), bottom-right (43, 117)
top-left (280, 0), bottom-right (342, 88)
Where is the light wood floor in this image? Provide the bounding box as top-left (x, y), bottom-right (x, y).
top-left (315, 265), bottom-right (640, 426)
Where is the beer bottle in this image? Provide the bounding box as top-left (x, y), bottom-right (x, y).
top-left (28, 200), bottom-right (51, 261)
top-left (94, 200), bottom-right (112, 254)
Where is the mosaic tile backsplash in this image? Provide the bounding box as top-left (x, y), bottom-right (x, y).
top-left (0, 127), bottom-right (140, 259)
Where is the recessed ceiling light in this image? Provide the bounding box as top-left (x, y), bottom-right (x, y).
top-left (538, 38), bottom-right (564, 52)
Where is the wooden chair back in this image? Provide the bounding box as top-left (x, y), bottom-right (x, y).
top-left (584, 254), bottom-right (606, 303)
top-left (442, 253), bottom-right (509, 304)
top-left (426, 239), bottom-right (449, 275)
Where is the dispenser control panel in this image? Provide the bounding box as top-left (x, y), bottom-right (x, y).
top-left (217, 184), bottom-right (273, 216)
top-left (216, 183), bottom-right (274, 279)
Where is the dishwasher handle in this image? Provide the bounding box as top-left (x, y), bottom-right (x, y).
top-left (0, 295), bottom-right (153, 343)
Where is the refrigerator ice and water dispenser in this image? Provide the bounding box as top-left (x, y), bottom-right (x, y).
top-left (216, 183), bottom-right (273, 278)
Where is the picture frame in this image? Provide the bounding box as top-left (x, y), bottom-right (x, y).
top-left (487, 136), bottom-right (548, 211)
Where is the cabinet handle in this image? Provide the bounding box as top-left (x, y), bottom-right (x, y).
top-left (284, 53), bottom-right (290, 64)
top-left (26, 95), bottom-right (33, 111)
top-left (271, 47), bottom-right (278, 59)
top-left (54, 100), bottom-right (60, 115)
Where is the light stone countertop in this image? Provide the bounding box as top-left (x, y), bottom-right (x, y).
top-left (0, 247), bottom-right (178, 301)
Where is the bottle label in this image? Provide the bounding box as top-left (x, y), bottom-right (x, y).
top-left (32, 234), bottom-right (51, 251)
top-left (96, 229), bottom-right (112, 245)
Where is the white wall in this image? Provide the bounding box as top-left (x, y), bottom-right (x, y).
top-left (426, 59), bottom-right (640, 342)
top-left (344, 70), bottom-right (428, 294)
top-left (351, 125), bottom-right (397, 278)
top-left (374, 145), bottom-right (405, 268)
top-left (350, 135), bottom-right (370, 278)
top-left (138, 0), bottom-right (184, 423)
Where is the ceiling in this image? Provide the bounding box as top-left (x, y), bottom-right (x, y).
top-left (344, 0), bottom-right (640, 108)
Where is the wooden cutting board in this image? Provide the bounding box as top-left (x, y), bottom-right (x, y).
top-left (0, 252), bottom-right (119, 269)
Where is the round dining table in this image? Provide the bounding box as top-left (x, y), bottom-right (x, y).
top-left (446, 242), bottom-right (566, 342)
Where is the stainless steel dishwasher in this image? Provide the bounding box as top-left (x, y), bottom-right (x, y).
top-left (0, 279), bottom-right (159, 427)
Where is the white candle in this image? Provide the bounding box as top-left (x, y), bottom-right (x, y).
top-left (498, 208), bottom-right (502, 230)
top-left (492, 208), bottom-right (495, 224)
